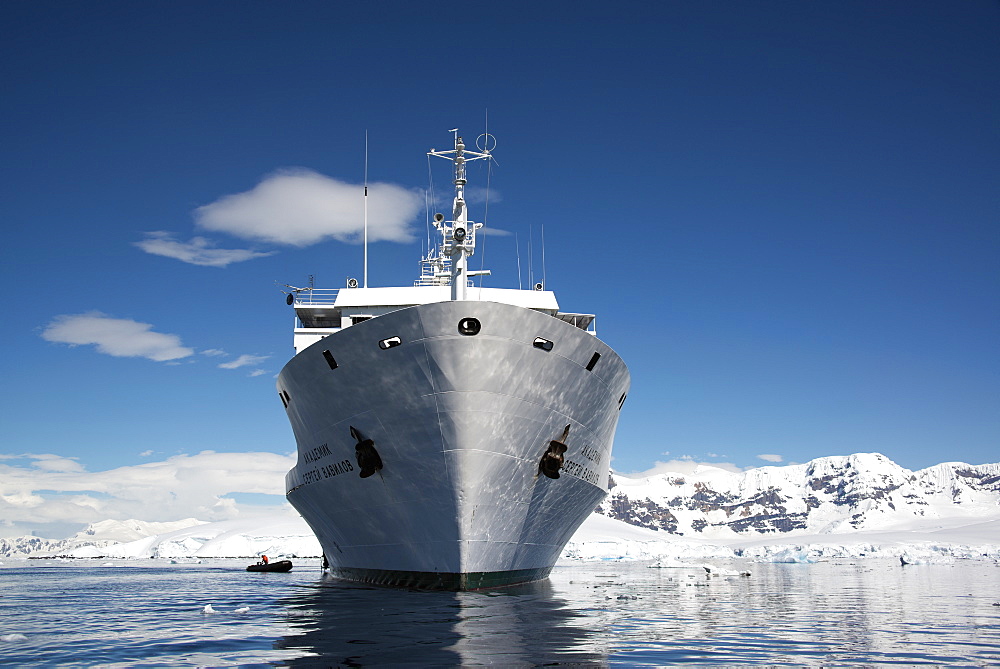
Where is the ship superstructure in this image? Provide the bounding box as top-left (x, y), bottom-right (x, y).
top-left (278, 131), bottom-right (629, 589)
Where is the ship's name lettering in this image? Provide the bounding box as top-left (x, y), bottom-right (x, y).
top-left (302, 459), bottom-right (355, 485)
top-left (563, 459), bottom-right (600, 485)
top-left (303, 443), bottom-right (333, 463)
top-left (580, 445), bottom-right (602, 462)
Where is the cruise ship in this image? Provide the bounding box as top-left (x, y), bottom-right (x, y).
top-left (278, 131), bottom-right (630, 589)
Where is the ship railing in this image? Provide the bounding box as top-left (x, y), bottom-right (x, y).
top-left (555, 312), bottom-right (598, 334)
top-left (292, 288), bottom-right (339, 306)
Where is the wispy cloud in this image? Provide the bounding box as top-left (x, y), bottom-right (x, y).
top-left (134, 232), bottom-right (274, 267)
top-left (0, 453), bottom-right (84, 473)
top-left (460, 185), bottom-right (501, 206)
top-left (41, 312), bottom-right (194, 362)
top-left (757, 454), bottom-right (783, 463)
top-left (200, 349), bottom-right (227, 357)
top-left (0, 451), bottom-right (297, 538)
top-left (218, 354), bottom-right (270, 370)
top-left (479, 226), bottom-right (512, 237)
top-left (195, 169), bottom-right (421, 247)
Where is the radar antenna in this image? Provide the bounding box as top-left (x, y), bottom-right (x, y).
top-left (426, 129), bottom-right (494, 300)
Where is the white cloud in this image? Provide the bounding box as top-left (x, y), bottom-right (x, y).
top-left (41, 312), bottom-right (194, 362)
top-left (200, 349), bottom-right (227, 357)
top-left (31, 454), bottom-right (85, 473)
top-left (134, 232), bottom-right (274, 267)
top-left (623, 459), bottom-right (745, 478)
top-left (247, 369), bottom-right (268, 377)
top-left (757, 454), bottom-right (784, 463)
top-left (0, 451), bottom-right (297, 538)
top-left (218, 354), bottom-right (270, 370)
top-left (195, 169), bottom-right (421, 247)
top-left (138, 450), bottom-right (154, 457)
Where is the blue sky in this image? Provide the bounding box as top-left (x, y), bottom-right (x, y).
top-left (2, 2), bottom-right (997, 536)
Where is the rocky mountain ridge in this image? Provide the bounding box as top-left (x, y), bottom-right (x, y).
top-left (2, 454), bottom-right (998, 558)
top-left (599, 453), bottom-right (1000, 538)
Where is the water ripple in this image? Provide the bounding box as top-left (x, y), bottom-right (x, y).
top-left (0, 559), bottom-right (997, 665)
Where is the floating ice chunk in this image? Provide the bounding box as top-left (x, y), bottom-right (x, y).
top-left (1, 634), bottom-right (28, 642)
top-left (899, 552), bottom-right (953, 566)
top-left (703, 565), bottom-right (751, 577)
top-left (767, 548), bottom-right (816, 563)
top-left (234, 606), bottom-right (250, 614)
top-left (201, 604), bottom-right (217, 614)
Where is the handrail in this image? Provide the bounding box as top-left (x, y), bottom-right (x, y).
top-left (292, 288), bottom-right (339, 306)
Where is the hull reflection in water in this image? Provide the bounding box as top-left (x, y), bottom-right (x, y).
top-left (272, 561), bottom-right (1000, 667)
top-left (274, 576), bottom-right (607, 667)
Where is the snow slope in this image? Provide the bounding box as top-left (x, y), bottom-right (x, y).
top-left (3, 453), bottom-right (997, 563)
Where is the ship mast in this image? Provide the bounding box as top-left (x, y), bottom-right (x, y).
top-left (427, 129), bottom-right (493, 300)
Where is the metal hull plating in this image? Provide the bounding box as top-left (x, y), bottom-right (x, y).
top-left (279, 300), bottom-right (629, 590)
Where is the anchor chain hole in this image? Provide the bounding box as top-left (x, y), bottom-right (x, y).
top-left (458, 318), bottom-right (481, 336)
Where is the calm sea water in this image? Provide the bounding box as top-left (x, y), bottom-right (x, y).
top-left (1, 558), bottom-right (998, 666)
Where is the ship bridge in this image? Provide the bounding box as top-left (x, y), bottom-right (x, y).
top-left (291, 285), bottom-right (595, 354)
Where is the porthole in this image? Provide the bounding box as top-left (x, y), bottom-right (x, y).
top-left (586, 352), bottom-right (601, 371)
top-left (458, 317), bottom-right (481, 336)
top-left (379, 336), bottom-right (402, 350)
top-left (278, 391), bottom-right (288, 408)
top-left (322, 350), bottom-right (338, 370)
top-left (533, 337), bottom-right (554, 352)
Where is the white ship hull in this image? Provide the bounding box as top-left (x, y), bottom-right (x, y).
top-left (280, 300), bottom-right (629, 589)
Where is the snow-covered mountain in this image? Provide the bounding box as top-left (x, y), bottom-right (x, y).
top-left (600, 453), bottom-right (1000, 539)
top-left (2, 453), bottom-right (998, 561)
top-left (70, 518), bottom-right (207, 543)
top-left (0, 518), bottom-right (205, 559)
top-left (95, 515), bottom-right (319, 559)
